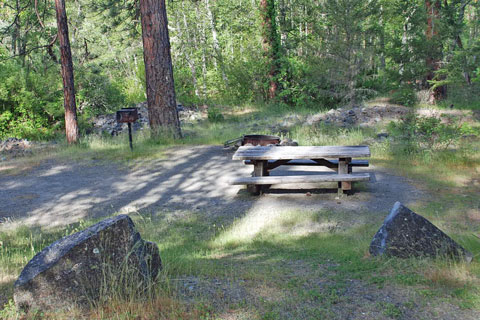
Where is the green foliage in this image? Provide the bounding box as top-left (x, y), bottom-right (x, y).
top-left (0, 58), bottom-right (61, 140)
top-left (207, 106), bottom-right (224, 123)
top-left (378, 301), bottom-right (403, 319)
top-left (0, 299), bottom-right (18, 319)
top-left (439, 83), bottom-right (480, 110)
top-left (390, 86), bottom-right (418, 107)
top-left (387, 114), bottom-right (462, 154)
top-left (76, 68), bottom-right (126, 117)
top-left (122, 62), bottom-right (146, 105)
top-left (1, 0), bottom-right (480, 141)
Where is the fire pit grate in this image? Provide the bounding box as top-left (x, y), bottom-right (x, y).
top-left (224, 134), bottom-right (281, 148)
top-left (116, 108), bottom-right (139, 150)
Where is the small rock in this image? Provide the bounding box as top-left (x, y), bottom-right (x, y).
top-left (461, 134), bottom-right (477, 142)
top-left (376, 132), bottom-right (389, 140)
top-left (279, 138), bottom-right (299, 146)
top-left (370, 202), bottom-right (473, 262)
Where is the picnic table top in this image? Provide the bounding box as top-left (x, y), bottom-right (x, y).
top-left (232, 145), bottom-right (371, 161)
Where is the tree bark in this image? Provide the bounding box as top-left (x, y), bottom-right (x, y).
top-left (379, 4), bottom-right (386, 72)
top-left (260, 0), bottom-right (281, 100)
top-left (54, 0), bottom-right (79, 144)
top-left (139, 0), bottom-right (181, 138)
top-left (425, 0), bottom-right (446, 102)
top-left (452, 0), bottom-right (472, 85)
top-left (12, 0), bottom-right (20, 55)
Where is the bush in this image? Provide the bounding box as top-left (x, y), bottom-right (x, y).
top-left (390, 87), bottom-right (417, 107)
top-left (387, 114), bottom-right (462, 154)
top-left (207, 106), bottom-right (224, 122)
top-left (439, 84), bottom-right (480, 110)
top-left (0, 59), bottom-right (61, 140)
top-left (76, 70), bottom-right (126, 117)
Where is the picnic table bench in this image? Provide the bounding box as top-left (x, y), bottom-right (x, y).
top-left (230, 145), bottom-right (371, 195)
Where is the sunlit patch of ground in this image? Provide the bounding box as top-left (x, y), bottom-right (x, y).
top-left (0, 159), bottom-right (43, 176)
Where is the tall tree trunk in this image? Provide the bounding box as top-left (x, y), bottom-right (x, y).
top-left (260, 0), bottom-right (280, 100)
top-left (139, 0), bottom-right (181, 138)
top-left (195, 2), bottom-right (208, 98)
top-left (54, 0), bottom-right (79, 144)
top-left (452, 0), bottom-right (472, 85)
top-left (180, 8), bottom-right (199, 98)
top-left (205, 0), bottom-right (228, 87)
top-left (425, 0), bottom-right (445, 102)
top-left (12, 0), bottom-right (20, 55)
top-left (379, 5), bottom-right (386, 72)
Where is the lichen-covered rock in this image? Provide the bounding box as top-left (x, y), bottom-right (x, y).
top-left (14, 215), bottom-right (161, 312)
top-left (370, 202), bottom-right (472, 262)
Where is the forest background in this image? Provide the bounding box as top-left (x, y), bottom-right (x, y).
top-left (0, 0), bottom-right (479, 141)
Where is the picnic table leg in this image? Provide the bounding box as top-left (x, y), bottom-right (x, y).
top-left (338, 157), bottom-right (352, 195)
top-left (247, 160), bottom-right (268, 195)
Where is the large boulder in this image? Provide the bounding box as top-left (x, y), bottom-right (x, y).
top-left (14, 215), bottom-right (161, 312)
top-left (370, 202), bottom-right (472, 262)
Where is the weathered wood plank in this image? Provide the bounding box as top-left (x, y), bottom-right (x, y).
top-left (338, 157), bottom-right (352, 191)
top-left (243, 159), bottom-right (369, 167)
top-left (232, 146), bottom-right (370, 160)
top-left (248, 160), bottom-right (269, 194)
top-left (230, 173), bottom-right (370, 185)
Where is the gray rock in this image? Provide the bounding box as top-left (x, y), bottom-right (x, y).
top-left (370, 202), bottom-right (472, 262)
top-left (89, 101), bottom-right (202, 135)
top-left (14, 215), bottom-right (161, 312)
top-left (377, 132), bottom-right (389, 139)
top-left (345, 116), bottom-right (356, 125)
top-left (306, 114), bottom-right (323, 125)
top-left (279, 138), bottom-right (299, 146)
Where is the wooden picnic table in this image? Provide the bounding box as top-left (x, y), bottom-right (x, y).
top-left (230, 145), bottom-right (371, 195)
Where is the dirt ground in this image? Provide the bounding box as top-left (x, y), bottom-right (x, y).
top-left (0, 145), bottom-right (425, 229)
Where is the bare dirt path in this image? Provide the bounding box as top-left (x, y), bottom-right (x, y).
top-left (0, 145), bottom-right (426, 229)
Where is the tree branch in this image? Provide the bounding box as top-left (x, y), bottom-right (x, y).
top-left (35, 0), bottom-right (46, 29)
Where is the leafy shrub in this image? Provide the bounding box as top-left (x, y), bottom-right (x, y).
top-left (0, 59), bottom-right (61, 140)
top-left (390, 87), bottom-right (417, 107)
top-left (76, 70), bottom-right (125, 117)
top-left (439, 83), bottom-right (480, 110)
top-left (207, 106), bottom-right (224, 122)
top-left (387, 114), bottom-right (462, 154)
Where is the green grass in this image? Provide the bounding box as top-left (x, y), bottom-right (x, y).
top-left (2, 203), bottom-right (480, 318)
